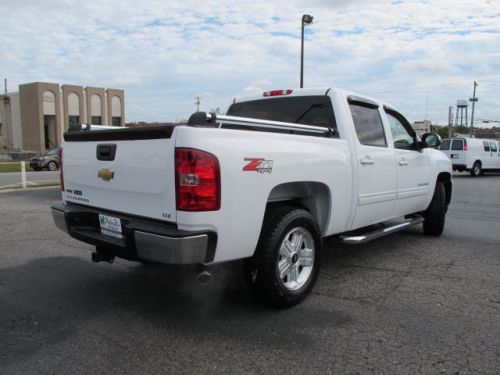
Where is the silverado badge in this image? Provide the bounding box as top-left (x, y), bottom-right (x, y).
top-left (97, 168), bottom-right (115, 181)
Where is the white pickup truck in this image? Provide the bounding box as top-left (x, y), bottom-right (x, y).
top-left (52, 87), bottom-right (452, 307)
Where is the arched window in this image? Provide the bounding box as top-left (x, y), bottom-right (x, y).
top-left (91, 94), bottom-right (102, 124)
top-left (68, 93), bottom-right (80, 127)
top-left (42, 91), bottom-right (57, 149)
top-left (43, 91), bottom-right (56, 115)
top-left (111, 96), bottom-right (122, 126)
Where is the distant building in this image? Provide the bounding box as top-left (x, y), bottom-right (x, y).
top-left (412, 120), bottom-right (432, 136)
top-left (0, 82), bottom-right (125, 153)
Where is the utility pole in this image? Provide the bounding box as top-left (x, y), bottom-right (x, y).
top-left (4, 78), bottom-right (7, 95)
top-left (469, 81), bottom-right (478, 137)
top-left (195, 96), bottom-right (201, 112)
top-left (448, 106), bottom-right (453, 138)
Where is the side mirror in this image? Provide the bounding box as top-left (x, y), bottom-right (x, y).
top-left (421, 133), bottom-right (441, 149)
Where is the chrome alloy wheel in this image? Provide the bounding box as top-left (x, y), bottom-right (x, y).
top-left (277, 227), bottom-right (315, 291)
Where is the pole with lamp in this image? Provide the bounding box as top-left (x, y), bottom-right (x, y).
top-left (300, 14), bottom-right (314, 88)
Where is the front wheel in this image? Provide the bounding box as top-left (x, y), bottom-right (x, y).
top-left (423, 182), bottom-right (446, 236)
top-left (244, 205), bottom-right (322, 308)
top-left (47, 161), bottom-right (58, 171)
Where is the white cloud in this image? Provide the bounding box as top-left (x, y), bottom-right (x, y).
top-left (0, 0), bottom-right (499, 124)
top-left (243, 79), bottom-right (274, 94)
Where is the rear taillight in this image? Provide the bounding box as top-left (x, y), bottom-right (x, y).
top-left (175, 148), bottom-right (220, 211)
top-left (263, 89), bottom-right (293, 97)
top-left (58, 147), bottom-right (64, 191)
top-left (464, 142), bottom-right (468, 151)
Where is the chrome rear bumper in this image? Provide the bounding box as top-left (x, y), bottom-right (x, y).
top-left (51, 201), bottom-right (215, 264)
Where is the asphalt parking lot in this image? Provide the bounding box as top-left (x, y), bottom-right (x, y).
top-left (1, 174), bottom-right (499, 375)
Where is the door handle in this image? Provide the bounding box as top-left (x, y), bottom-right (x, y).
top-left (399, 158), bottom-right (408, 166)
top-left (360, 156), bottom-right (374, 165)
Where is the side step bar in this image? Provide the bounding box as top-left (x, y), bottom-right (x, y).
top-left (337, 215), bottom-right (424, 244)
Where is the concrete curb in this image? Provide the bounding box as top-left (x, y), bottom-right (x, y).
top-left (0, 184), bottom-right (59, 193)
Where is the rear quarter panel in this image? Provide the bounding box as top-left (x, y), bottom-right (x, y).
top-left (174, 126), bottom-right (352, 262)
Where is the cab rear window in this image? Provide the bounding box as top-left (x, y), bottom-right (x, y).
top-left (227, 96), bottom-right (337, 133)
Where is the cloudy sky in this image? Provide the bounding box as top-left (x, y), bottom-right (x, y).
top-left (1, 0), bottom-right (499, 125)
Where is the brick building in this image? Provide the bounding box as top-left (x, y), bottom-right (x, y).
top-left (0, 82), bottom-right (125, 153)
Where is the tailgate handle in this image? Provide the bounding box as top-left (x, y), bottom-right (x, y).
top-left (96, 144), bottom-right (117, 161)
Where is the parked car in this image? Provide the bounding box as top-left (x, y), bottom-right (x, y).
top-left (439, 137), bottom-right (500, 176)
top-left (30, 147), bottom-right (59, 171)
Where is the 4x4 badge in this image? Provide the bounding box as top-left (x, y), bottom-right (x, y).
top-left (97, 168), bottom-right (115, 181)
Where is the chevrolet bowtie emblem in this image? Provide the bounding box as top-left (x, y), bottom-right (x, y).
top-left (97, 168), bottom-right (115, 181)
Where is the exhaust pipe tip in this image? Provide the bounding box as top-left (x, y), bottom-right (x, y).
top-left (197, 271), bottom-right (212, 286)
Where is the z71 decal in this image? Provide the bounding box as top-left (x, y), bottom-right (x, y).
top-left (243, 158), bottom-right (273, 174)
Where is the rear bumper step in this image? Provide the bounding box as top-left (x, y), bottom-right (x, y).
top-left (51, 201), bottom-right (216, 264)
top-left (337, 215), bottom-right (424, 244)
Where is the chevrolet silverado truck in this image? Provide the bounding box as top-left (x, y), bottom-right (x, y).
top-left (51, 87), bottom-right (452, 307)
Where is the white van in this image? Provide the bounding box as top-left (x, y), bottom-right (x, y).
top-left (439, 137), bottom-right (500, 176)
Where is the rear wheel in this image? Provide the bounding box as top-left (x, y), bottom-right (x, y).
top-left (244, 205), bottom-right (322, 308)
top-left (423, 182), bottom-right (446, 236)
top-left (470, 161), bottom-right (481, 177)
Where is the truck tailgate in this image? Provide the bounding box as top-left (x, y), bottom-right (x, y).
top-left (62, 126), bottom-right (177, 223)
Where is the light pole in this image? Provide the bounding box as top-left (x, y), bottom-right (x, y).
top-left (300, 14), bottom-right (314, 88)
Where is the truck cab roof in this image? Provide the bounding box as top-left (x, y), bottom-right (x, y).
top-left (232, 86), bottom-right (397, 113)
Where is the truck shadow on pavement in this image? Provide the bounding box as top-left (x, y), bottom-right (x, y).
top-left (1, 225), bottom-right (452, 369)
top-left (1, 250), bottom-right (361, 366)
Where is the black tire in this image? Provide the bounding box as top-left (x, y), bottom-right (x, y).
top-left (244, 205), bottom-right (322, 308)
top-left (423, 182), bottom-right (446, 236)
top-left (470, 161), bottom-right (481, 177)
top-left (47, 161), bottom-right (58, 171)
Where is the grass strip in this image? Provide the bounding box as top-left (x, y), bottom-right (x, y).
top-left (0, 163), bottom-right (35, 173)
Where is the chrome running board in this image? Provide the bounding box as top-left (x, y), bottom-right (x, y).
top-left (338, 215), bottom-right (424, 244)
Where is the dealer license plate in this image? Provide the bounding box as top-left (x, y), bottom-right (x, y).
top-left (98, 214), bottom-right (123, 238)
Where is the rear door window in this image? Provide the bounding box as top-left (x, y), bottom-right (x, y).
top-left (483, 141), bottom-right (490, 152)
top-left (440, 139), bottom-right (451, 150)
top-left (349, 103), bottom-right (387, 147)
top-left (451, 139), bottom-right (464, 150)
